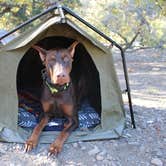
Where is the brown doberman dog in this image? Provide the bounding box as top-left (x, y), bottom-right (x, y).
top-left (24, 41), bottom-right (79, 155)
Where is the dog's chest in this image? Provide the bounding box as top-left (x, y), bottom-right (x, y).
top-left (41, 86), bottom-right (74, 118)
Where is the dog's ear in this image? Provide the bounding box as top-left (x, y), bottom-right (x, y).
top-left (68, 41), bottom-right (79, 58)
top-left (32, 45), bottom-right (47, 62)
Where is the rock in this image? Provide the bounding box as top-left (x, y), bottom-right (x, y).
top-left (78, 142), bottom-right (86, 150)
top-left (99, 150), bottom-right (107, 156)
top-left (156, 151), bottom-right (163, 157)
top-left (112, 143), bottom-right (118, 147)
top-left (78, 141), bottom-right (83, 144)
top-left (80, 146), bottom-right (86, 151)
top-left (147, 120), bottom-right (154, 124)
top-left (140, 122), bottom-right (147, 129)
top-left (88, 146), bottom-right (100, 156)
top-left (145, 148), bottom-right (150, 153)
top-left (2, 146), bottom-right (8, 152)
top-left (0, 149), bottom-right (6, 154)
top-left (65, 144), bottom-right (70, 149)
top-left (152, 67), bottom-right (160, 71)
top-left (13, 143), bottom-right (17, 146)
top-left (151, 158), bottom-right (163, 166)
top-left (15, 144), bottom-right (21, 150)
top-left (96, 154), bottom-right (104, 161)
top-left (123, 133), bottom-right (132, 138)
top-left (106, 154), bottom-right (113, 161)
top-left (37, 153), bottom-right (41, 157)
top-left (72, 143), bottom-right (78, 148)
top-left (127, 141), bottom-right (140, 146)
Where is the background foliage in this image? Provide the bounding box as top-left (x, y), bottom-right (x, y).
top-left (0, 0), bottom-right (165, 50)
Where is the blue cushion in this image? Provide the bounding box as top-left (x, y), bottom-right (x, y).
top-left (18, 101), bottom-right (100, 131)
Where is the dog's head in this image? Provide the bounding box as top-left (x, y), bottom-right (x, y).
top-left (32, 41), bottom-right (79, 85)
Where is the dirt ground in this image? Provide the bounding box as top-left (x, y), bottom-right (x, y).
top-left (0, 48), bottom-right (165, 166)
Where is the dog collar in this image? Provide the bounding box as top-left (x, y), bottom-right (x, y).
top-left (45, 81), bottom-right (70, 94)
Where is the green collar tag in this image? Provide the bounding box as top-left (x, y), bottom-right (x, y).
top-left (46, 81), bottom-right (58, 94)
top-left (45, 81), bottom-right (69, 94)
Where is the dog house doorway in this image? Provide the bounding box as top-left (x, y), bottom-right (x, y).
top-left (16, 36), bottom-right (101, 130)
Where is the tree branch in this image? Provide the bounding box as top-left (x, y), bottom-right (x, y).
top-left (124, 30), bottom-right (140, 50)
top-left (155, 0), bottom-right (162, 9)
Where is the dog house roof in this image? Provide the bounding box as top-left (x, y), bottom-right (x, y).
top-left (1, 16), bottom-right (109, 53)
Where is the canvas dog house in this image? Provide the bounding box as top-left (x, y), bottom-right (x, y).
top-left (0, 6), bottom-right (134, 143)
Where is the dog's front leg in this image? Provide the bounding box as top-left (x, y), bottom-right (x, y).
top-left (24, 116), bottom-right (49, 152)
top-left (24, 100), bottom-right (52, 152)
top-left (49, 104), bottom-right (78, 155)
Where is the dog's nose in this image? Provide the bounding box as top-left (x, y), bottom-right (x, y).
top-left (57, 73), bottom-right (67, 78)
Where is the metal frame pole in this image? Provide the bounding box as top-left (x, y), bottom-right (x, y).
top-left (120, 49), bottom-right (136, 128)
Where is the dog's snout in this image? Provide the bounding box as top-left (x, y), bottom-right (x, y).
top-left (54, 72), bottom-right (70, 85)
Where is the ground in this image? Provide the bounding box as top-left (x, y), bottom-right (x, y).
top-left (0, 48), bottom-right (165, 166)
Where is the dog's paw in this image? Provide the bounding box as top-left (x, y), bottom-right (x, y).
top-left (48, 141), bottom-right (63, 156)
top-left (24, 139), bottom-right (38, 152)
